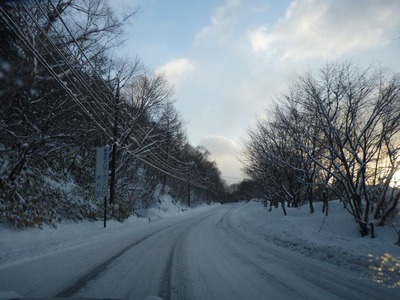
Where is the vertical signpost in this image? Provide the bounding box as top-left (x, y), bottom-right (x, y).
top-left (96, 145), bottom-right (109, 228)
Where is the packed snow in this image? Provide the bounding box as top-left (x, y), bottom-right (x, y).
top-left (0, 194), bottom-right (198, 268)
top-left (235, 200), bottom-right (400, 289)
top-left (0, 197), bottom-right (399, 299)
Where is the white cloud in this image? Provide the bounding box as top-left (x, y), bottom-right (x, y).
top-left (248, 0), bottom-right (400, 61)
top-left (156, 58), bottom-right (196, 89)
top-left (115, 0), bottom-right (400, 188)
top-left (172, 0), bottom-right (400, 184)
top-left (248, 26), bottom-right (272, 53)
top-left (195, 0), bottom-right (247, 46)
top-left (198, 135), bottom-right (244, 184)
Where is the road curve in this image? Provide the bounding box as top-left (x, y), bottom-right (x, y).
top-left (0, 204), bottom-right (398, 299)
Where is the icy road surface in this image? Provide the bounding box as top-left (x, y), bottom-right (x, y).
top-left (0, 204), bottom-right (397, 300)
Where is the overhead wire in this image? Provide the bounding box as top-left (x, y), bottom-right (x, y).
top-left (0, 4), bottom-right (112, 139)
top-left (9, 2), bottom-right (114, 138)
top-left (24, 1), bottom-right (117, 127)
top-left (1, 0), bottom-right (211, 190)
top-left (46, 0), bottom-right (197, 175)
top-left (46, 0), bottom-right (196, 173)
top-left (119, 121), bottom-right (210, 187)
top-left (118, 126), bottom-right (191, 174)
top-left (45, 0), bottom-right (121, 107)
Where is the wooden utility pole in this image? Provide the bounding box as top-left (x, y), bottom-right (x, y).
top-left (206, 177), bottom-right (209, 203)
top-left (109, 78), bottom-right (119, 205)
top-left (187, 167), bottom-right (191, 207)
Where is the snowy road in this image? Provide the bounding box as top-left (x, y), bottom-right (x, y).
top-left (0, 204), bottom-right (397, 299)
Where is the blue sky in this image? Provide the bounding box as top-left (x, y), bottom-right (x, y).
top-left (113, 0), bottom-right (400, 184)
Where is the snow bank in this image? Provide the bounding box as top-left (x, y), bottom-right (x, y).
top-left (136, 193), bottom-right (185, 220)
top-left (234, 200), bottom-right (400, 288)
top-left (0, 199), bottom-right (218, 269)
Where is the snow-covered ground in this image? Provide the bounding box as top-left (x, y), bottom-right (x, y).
top-left (0, 194), bottom-right (207, 269)
top-left (234, 200), bottom-right (400, 289)
top-left (0, 197), bottom-right (399, 299)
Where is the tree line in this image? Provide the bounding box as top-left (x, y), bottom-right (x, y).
top-left (243, 61), bottom-right (400, 237)
top-left (0, 0), bottom-right (225, 228)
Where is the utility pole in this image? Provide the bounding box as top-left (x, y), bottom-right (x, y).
top-left (206, 177), bottom-right (209, 203)
top-left (187, 161), bottom-right (194, 207)
top-left (187, 167), bottom-right (191, 207)
top-left (109, 78), bottom-right (119, 206)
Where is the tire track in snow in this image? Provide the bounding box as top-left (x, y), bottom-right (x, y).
top-left (55, 214), bottom-right (207, 298)
top-left (215, 205), bottom-right (307, 299)
top-left (55, 231), bottom-right (156, 297)
top-left (215, 204), bottom-right (234, 232)
top-left (158, 209), bottom-right (219, 300)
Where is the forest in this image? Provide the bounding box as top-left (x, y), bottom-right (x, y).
top-left (242, 61), bottom-right (400, 237)
top-left (0, 0), bottom-right (226, 228)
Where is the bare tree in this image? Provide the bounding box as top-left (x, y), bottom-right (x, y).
top-left (298, 62), bottom-right (400, 235)
top-left (244, 61), bottom-right (400, 236)
top-left (0, 0), bottom-right (139, 226)
top-left (0, 0), bottom-right (227, 227)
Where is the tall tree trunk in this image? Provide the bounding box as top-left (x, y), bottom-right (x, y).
top-left (378, 192), bottom-right (400, 226)
top-left (352, 194), bottom-right (369, 236)
top-left (322, 187), bottom-right (329, 216)
top-left (8, 156), bottom-right (27, 182)
top-left (357, 220), bottom-right (369, 237)
top-left (307, 185), bottom-right (314, 214)
top-left (281, 201), bottom-right (287, 216)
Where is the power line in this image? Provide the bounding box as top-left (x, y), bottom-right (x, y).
top-left (27, 1), bottom-right (119, 122)
top-left (0, 4), bottom-right (112, 139)
top-left (44, 0), bottom-right (196, 174)
top-left (0, 1), bottom-right (211, 190)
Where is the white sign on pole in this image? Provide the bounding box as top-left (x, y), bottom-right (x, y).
top-left (95, 145), bottom-right (109, 198)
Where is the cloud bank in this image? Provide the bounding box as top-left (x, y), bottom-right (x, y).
top-left (198, 135), bottom-right (244, 184)
top-left (247, 0), bottom-right (400, 61)
top-left (156, 58), bottom-right (196, 89)
top-left (154, 0), bottom-right (400, 184)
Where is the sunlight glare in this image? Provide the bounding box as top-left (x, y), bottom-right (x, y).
top-left (391, 169), bottom-right (400, 188)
